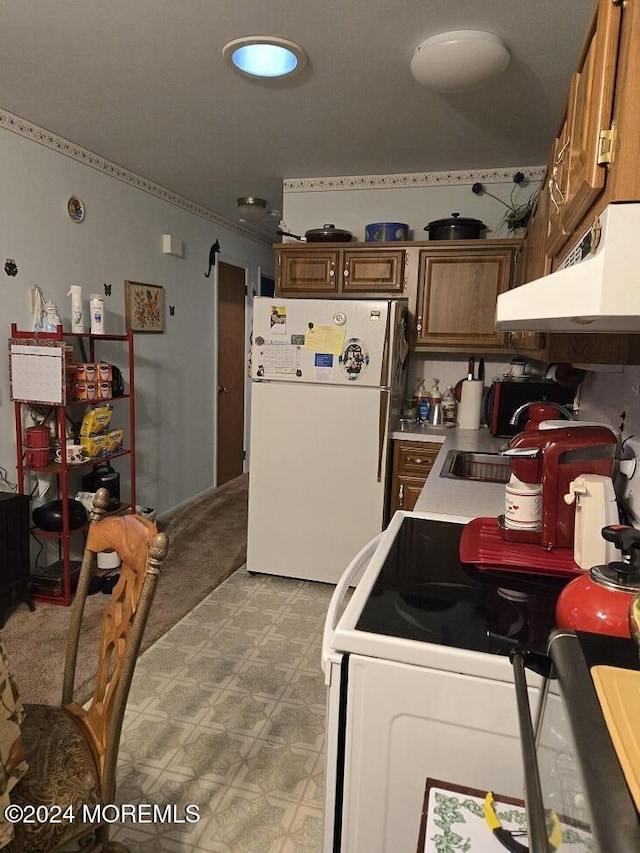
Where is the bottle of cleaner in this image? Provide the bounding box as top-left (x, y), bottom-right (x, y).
top-left (415, 380), bottom-right (429, 423)
top-left (68, 285), bottom-right (84, 333)
top-left (90, 294), bottom-right (104, 334)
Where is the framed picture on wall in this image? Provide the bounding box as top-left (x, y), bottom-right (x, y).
top-left (124, 281), bottom-right (165, 332)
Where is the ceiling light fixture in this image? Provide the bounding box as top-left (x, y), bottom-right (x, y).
top-left (410, 30), bottom-right (510, 93)
top-left (237, 197), bottom-right (268, 222)
top-left (222, 37), bottom-right (308, 80)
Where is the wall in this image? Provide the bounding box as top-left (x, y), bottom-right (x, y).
top-left (281, 168), bottom-right (543, 243)
top-left (282, 169), bottom-right (640, 433)
top-left (0, 117), bottom-right (273, 514)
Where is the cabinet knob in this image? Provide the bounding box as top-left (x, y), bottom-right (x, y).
top-left (329, 267), bottom-right (335, 278)
top-left (398, 483), bottom-right (404, 508)
top-left (218, 386), bottom-right (228, 393)
top-left (343, 268), bottom-right (350, 277)
top-left (409, 457), bottom-right (424, 464)
top-left (416, 315), bottom-right (423, 333)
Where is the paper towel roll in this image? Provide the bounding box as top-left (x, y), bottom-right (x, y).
top-left (457, 380), bottom-right (483, 430)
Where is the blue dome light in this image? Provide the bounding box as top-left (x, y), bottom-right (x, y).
top-left (223, 37), bottom-right (308, 80)
top-left (232, 44), bottom-right (298, 77)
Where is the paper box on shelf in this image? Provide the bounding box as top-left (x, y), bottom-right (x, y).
top-left (80, 405), bottom-right (113, 437)
top-left (71, 381), bottom-right (99, 401)
top-left (105, 429), bottom-right (124, 452)
top-left (80, 434), bottom-right (109, 458)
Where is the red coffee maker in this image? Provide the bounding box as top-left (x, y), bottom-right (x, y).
top-left (501, 405), bottom-right (618, 550)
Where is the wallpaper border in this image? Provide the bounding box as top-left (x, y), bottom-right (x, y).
top-left (0, 108), bottom-right (271, 246)
top-left (284, 166), bottom-right (546, 193)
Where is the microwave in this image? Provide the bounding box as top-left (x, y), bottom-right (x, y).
top-left (487, 378), bottom-right (576, 437)
top-left (511, 631), bottom-right (640, 852)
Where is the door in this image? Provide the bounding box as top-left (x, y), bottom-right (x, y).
top-left (217, 261), bottom-right (246, 486)
top-left (250, 297), bottom-right (391, 387)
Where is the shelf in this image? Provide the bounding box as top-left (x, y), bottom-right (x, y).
top-left (64, 332), bottom-right (130, 342)
top-left (66, 393), bottom-right (131, 407)
top-left (23, 448), bottom-right (132, 475)
top-left (12, 323), bottom-right (136, 607)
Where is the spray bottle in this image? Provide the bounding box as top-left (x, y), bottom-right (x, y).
top-left (68, 285), bottom-right (84, 333)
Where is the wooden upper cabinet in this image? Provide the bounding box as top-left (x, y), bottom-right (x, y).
top-left (342, 249), bottom-right (405, 293)
top-left (414, 242), bottom-right (517, 350)
top-left (547, 0), bottom-right (622, 253)
top-left (276, 248), bottom-right (340, 295)
top-left (276, 244), bottom-right (405, 297)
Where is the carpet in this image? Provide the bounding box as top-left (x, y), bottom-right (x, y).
top-left (0, 473), bottom-right (249, 706)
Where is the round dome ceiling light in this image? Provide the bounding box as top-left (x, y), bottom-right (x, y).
top-left (410, 30), bottom-right (510, 93)
top-left (222, 37), bottom-right (308, 80)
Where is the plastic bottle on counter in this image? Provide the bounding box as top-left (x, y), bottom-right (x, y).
top-left (414, 379), bottom-right (429, 423)
top-left (427, 379), bottom-right (443, 426)
top-left (442, 386), bottom-right (456, 424)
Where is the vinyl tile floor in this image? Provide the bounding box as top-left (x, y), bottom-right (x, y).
top-left (110, 569), bottom-right (336, 853)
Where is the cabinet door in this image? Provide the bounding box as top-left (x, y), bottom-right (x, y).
top-left (276, 248), bottom-right (340, 295)
top-left (562, 0), bottom-right (621, 231)
top-left (390, 477), bottom-right (425, 514)
top-left (342, 250), bottom-right (405, 294)
top-left (548, 0), bottom-right (622, 252)
top-left (414, 247), bottom-right (514, 349)
top-left (389, 440), bottom-right (440, 515)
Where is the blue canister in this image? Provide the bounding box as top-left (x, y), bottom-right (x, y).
top-left (365, 222), bottom-right (409, 242)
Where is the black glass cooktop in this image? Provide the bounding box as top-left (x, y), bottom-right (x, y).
top-left (355, 516), bottom-right (569, 657)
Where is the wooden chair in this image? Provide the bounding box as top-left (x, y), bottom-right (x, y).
top-left (4, 488), bottom-right (169, 853)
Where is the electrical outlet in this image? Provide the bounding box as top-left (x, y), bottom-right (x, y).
top-left (619, 404), bottom-right (631, 439)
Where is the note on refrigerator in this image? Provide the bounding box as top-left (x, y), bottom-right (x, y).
top-left (304, 324), bottom-right (345, 355)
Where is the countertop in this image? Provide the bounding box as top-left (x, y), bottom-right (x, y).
top-left (390, 423), bottom-right (507, 521)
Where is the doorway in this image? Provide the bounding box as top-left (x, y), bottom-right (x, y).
top-left (216, 261), bottom-right (246, 486)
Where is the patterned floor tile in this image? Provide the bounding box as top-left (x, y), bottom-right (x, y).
top-left (112, 569), bottom-right (329, 852)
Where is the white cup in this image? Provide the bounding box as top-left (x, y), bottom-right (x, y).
top-left (504, 476), bottom-right (542, 528)
top-left (508, 358), bottom-right (528, 377)
top-left (55, 443), bottom-right (86, 464)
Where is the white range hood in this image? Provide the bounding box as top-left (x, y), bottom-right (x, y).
top-left (495, 202), bottom-right (640, 332)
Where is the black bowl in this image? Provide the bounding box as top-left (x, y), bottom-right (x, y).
top-left (32, 498), bottom-right (88, 532)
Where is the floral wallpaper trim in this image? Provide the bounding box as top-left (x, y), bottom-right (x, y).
top-left (284, 166), bottom-right (546, 193)
top-left (0, 108), bottom-right (270, 246)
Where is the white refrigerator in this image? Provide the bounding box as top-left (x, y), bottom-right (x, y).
top-left (247, 296), bottom-right (409, 584)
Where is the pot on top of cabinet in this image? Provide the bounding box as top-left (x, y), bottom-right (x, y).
top-left (277, 224), bottom-right (353, 243)
top-left (424, 213), bottom-right (487, 240)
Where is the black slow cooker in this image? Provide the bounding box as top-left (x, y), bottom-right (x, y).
top-left (424, 213), bottom-right (487, 240)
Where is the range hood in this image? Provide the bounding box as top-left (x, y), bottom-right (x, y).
top-left (495, 202), bottom-right (640, 333)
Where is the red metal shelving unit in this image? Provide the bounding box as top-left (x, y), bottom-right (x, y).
top-left (10, 324), bottom-right (136, 605)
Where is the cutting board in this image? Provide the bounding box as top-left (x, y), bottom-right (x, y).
top-left (591, 665), bottom-right (640, 810)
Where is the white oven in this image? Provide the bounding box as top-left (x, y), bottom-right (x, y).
top-left (321, 510), bottom-right (567, 853)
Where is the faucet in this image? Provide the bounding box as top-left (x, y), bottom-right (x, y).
top-left (509, 400), bottom-right (574, 426)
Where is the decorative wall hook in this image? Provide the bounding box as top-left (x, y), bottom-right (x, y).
top-left (204, 240), bottom-right (220, 278)
top-left (104, 282), bottom-right (112, 296)
top-left (4, 259), bottom-right (18, 276)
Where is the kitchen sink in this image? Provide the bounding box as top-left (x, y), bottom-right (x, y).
top-left (440, 450), bottom-right (511, 484)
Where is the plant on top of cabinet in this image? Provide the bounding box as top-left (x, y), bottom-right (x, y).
top-left (472, 172), bottom-right (538, 236)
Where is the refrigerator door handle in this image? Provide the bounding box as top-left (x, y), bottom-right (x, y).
top-left (378, 389), bottom-right (390, 482)
top-left (321, 531), bottom-right (384, 681)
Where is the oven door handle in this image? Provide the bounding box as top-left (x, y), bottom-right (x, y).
top-left (510, 650), bottom-right (554, 853)
top-left (321, 532), bottom-right (384, 679)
